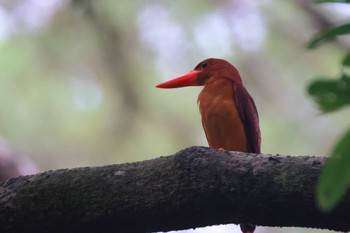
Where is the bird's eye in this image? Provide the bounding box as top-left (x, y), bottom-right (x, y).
top-left (200, 62), bottom-right (208, 69)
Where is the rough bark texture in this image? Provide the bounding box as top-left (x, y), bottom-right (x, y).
top-left (0, 146), bottom-right (348, 233)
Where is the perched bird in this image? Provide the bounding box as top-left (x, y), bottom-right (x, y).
top-left (156, 58), bottom-right (261, 233)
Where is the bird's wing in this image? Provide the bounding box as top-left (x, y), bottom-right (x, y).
top-left (234, 82), bottom-right (261, 153)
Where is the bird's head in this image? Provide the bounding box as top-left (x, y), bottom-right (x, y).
top-left (156, 58), bottom-right (242, 88)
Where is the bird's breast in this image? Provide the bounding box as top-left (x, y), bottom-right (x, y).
top-left (197, 79), bottom-right (248, 152)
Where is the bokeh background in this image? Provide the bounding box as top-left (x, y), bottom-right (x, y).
top-left (0, 0), bottom-right (349, 232)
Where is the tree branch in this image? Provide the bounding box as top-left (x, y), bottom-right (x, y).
top-left (0, 146), bottom-right (348, 233)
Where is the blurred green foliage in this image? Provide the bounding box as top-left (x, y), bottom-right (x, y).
top-left (307, 0), bottom-right (350, 212)
top-left (308, 73), bottom-right (350, 112)
top-left (317, 128), bottom-right (350, 210)
top-left (307, 23), bottom-right (350, 49)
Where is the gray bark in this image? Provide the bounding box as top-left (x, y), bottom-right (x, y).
top-left (0, 146), bottom-right (348, 233)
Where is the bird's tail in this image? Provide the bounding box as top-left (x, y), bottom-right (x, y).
top-left (240, 223), bottom-right (256, 233)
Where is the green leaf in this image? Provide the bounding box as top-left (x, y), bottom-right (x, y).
top-left (342, 52), bottom-right (350, 67)
top-left (307, 23), bottom-right (350, 49)
top-left (307, 74), bottom-right (350, 112)
top-left (314, 0), bottom-right (350, 3)
top-left (317, 128), bottom-right (350, 211)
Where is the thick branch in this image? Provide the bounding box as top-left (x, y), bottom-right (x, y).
top-left (0, 147), bottom-right (348, 233)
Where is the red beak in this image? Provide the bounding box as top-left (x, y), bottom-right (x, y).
top-left (156, 70), bottom-right (201, 88)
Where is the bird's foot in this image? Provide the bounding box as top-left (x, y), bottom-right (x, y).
top-left (240, 224), bottom-right (256, 233)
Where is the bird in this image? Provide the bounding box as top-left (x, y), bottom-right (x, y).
top-left (156, 58), bottom-right (261, 233)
